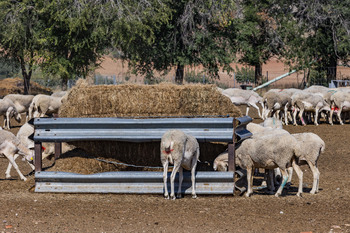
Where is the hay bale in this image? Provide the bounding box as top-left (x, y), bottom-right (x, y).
top-left (58, 83), bottom-right (241, 172)
top-left (59, 83), bottom-right (241, 118)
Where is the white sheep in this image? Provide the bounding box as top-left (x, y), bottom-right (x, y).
top-left (160, 129), bottom-right (200, 200)
top-left (29, 94), bottom-right (63, 119)
top-left (290, 133), bottom-right (325, 194)
top-left (0, 129), bottom-right (33, 181)
top-left (5, 123), bottom-right (74, 176)
top-left (51, 91), bottom-right (67, 98)
top-left (329, 91), bottom-right (350, 125)
top-left (235, 133), bottom-right (303, 197)
top-left (222, 88), bottom-right (264, 119)
top-left (0, 98), bottom-right (22, 129)
top-left (3, 94), bottom-right (34, 122)
top-left (291, 91), bottom-right (331, 126)
top-left (262, 90), bottom-right (290, 121)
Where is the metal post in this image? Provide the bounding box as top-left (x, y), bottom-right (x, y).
top-left (228, 118), bottom-right (236, 195)
top-left (34, 141), bottom-right (42, 172)
top-left (55, 142), bottom-right (62, 160)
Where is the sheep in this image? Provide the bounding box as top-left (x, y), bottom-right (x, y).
top-left (291, 91), bottom-right (331, 126)
top-left (3, 94), bottom-right (34, 122)
top-left (28, 94), bottom-right (63, 119)
top-left (214, 119), bottom-right (288, 192)
top-left (235, 133), bottom-right (303, 197)
top-left (329, 91), bottom-right (350, 125)
top-left (0, 129), bottom-right (33, 181)
top-left (262, 90), bottom-right (290, 121)
top-left (160, 129), bottom-right (200, 200)
top-left (290, 133), bottom-right (325, 194)
top-left (0, 98), bottom-right (22, 129)
top-left (5, 123), bottom-right (75, 177)
top-left (221, 88), bottom-right (264, 119)
top-left (51, 91), bottom-right (67, 98)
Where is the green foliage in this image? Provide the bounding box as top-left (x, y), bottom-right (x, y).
top-left (234, 66), bottom-right (255, 83)
top-left (273, 0), bottom-right (350, 82)
top-left (0, 58), bottom-right (20, 79)
top-left (117, 0), bottom-right (237, 83)
top-left (185, 71), bottom-right (208, 84)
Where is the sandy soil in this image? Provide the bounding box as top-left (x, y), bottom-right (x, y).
top-left (1, 109), bottom-right (350, 233)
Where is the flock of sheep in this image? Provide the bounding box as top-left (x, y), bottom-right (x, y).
top-left (161, 116), bottom-right (325, 199)
top-left (219, 85), bottom-right (350, 126)
top-left (0, 91), bottom-right (68, 181)
top-left (0, 85), bottom-right (333, 200)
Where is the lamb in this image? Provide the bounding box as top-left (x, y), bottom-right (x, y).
top-left (160, 129), bottom-right (200, 200)
top-left (290, 133), bottom-right (325, 194)
top-left (28, 94), bottom-right (63, 119)
top-left (3, 94), bottom-right (34, 122)
top-left (0, 98), bottom-right (22, 129)
top-left (0, 129), bottom-right (33, 181)
top-left (329, 91), bottom-right (350, 125)
top-left (235, 133), bottom-right (303, 197)
top-left (221, 88), bottom-right (264, 119)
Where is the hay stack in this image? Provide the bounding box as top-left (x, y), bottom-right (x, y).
top-left (60, 83), bottom-right (241, 118)
top-left (59, 83), bottom-right (241, 171)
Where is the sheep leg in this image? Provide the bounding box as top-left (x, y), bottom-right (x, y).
top-left (4, 146), bottom-right (27, 181)
top-left (299, 108), bottom-right (306, 125)
top-left (286, 166), bottom-right (293, 186)
top-left (170, 162), bottom-right (181, 200)
top-left (190, 153), bottom-right (198, 199)
top-left (314, 108), bottom-right (319, 126)
top-left (162, 161), bottom-right (169, 199)
top-left (264, 108), bottom-right (271, 119)
top-left (292, 159), bottom-right (303, 197)
top-left (176, 166), bottom-right (183, 199)
top-left (275, 169), bottom-right (288, 197)
top-left (293, 107), bottom-right (298, 126)
top-left (329, 104), bottom-right (335, 125)
top-left (251, 103), bottom-right (262, 119)
top-left (245, 106), bottom-right (250, 116)
top-left (259, 102), bottom-right (265, 119)
top-left (5, 107), bottom-right (12, 129)
top-left (5, 153), bottom-right (20, 179)
top-left (284, 103), bottom-right (289, 125)
top-left (337, 107), bottom-right (343, 125)
top-left (245, 167), bottom-right (254, 197)
top-left (307, 161), bottom-right (320, 194)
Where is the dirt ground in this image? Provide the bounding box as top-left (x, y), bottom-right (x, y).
top-left (1, 108), bottom-right (350, 233)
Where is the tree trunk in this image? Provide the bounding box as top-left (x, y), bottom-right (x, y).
top-left (254, 63), bottom-right (262, 85)
top-left (61, 74), bottom-right (68, 91)
top-left (326, 56), bottom-right (337, 83)
top-left (23, 73), bottom-right (31, 95)
top-left (175, 64), bottom-right (184, 85)
top-left (20, 64), bottom-right (31, 95)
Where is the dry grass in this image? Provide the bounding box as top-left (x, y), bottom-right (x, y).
top-left (57, 83), bottom-right (240, 169)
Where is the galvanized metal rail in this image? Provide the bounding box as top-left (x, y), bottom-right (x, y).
top-left (31, 116), bottom-right (252, 194)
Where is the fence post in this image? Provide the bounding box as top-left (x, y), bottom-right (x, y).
top-left (34, 141), bottom-right (42, 172)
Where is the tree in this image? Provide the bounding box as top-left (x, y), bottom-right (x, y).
top-left (38, 0), bottom-right (172, 90)
top-left (235, 0), bottom-right (283, 85)
top-left (0, 0), bottom-right (43, 94)
top-left (38, 0), bottom-right (113, 90)
top-left (116, 0), bottom-right (238, 84)
top-left (273, 0), bottom-right (350, 85)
